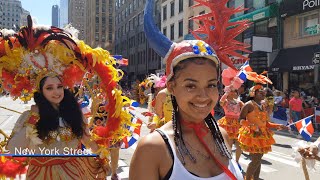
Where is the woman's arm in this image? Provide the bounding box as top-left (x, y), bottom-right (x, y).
top-left (154, 91), bottom-right (166, 119)
top-left (7, 111), bottom-right (31, 153)
top-left (80, 116), bottom-right (99, 152)
top-left (219, 93), bottom-right (228, 107)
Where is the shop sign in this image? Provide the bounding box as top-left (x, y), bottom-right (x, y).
top-left (303, 0), bottom-right (320, 10)
top-left (292, 65), bottom-right (315, 71)
top-left (253, 12), bottom-right (266, 21)
top-left (230, 55), bottom-right (249, 69)
top-left (305, 24), bottom-right (320, 35)
top-left (281, 0), bottom-right (320, 17)
top-left (313, 52), bottom-right (320, 64)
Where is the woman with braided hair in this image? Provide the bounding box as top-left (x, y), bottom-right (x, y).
top-left (129, 1), bottom-right (243, 179)
top-left (130, 53), bottom-right (243, 180)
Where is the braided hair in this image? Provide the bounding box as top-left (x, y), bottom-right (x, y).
top-left (170, 58), bottom-right (232, 164)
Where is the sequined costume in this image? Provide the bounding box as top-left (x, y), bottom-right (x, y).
top-left (7, 111), bottom-right (106, 180)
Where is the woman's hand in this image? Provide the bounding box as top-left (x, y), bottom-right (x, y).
top-left (147, 122), bottom-right (157, 132)
top-left (277, 125), bottom-right (289, 131)
top-left (298, 145), bottom-right (319, 160)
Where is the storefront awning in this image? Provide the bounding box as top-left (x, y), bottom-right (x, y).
top-left (229, 3), bottom-right (278, 22)
top-left (270, 45), bottom-right (320, 72)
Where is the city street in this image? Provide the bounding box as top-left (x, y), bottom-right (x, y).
top-left (1, 96), bottom-right (320, 180)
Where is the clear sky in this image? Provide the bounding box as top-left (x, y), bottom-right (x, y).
top-left (20, 0), bottom-right (59, 25)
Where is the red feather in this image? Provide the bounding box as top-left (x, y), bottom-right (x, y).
top-left (192, 0), bottom-right (252, 69)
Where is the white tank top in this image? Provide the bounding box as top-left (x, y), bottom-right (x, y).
top-left (158, 130), bottom-right (244, 180)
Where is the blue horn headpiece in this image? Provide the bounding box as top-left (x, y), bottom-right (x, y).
top-left (144, 0), bottom-right (173, 57)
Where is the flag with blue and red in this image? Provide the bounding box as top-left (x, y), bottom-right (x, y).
top-left (289, 115), bottom-right (314, 141)
top-left (237, 60), bottom-right (253, 82)
top-left (120, 113), bottom-right (143, 149)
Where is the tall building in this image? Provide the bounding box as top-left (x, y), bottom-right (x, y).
top-left (52, 5), bottom-right (59, 27)
top-left (20, 8), bottom-right (30, 27)
top-left (68, 0), bottom-right (86, 40)
top-left (60, 0), bottom-right (68, 28)
top-left (269, 0), bottom-right (320, 91)
top-left (86, 0), bottom-right (114, 52)
top-left (114, 0), bottom-right (162, 86)
top-left (0, 0), bottom-right (23, 30)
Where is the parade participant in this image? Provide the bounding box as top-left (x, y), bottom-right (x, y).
top-left (130, 0), bottom-right (249, 179)
top-left (263, 87), bottom-right (274, 115)
top-left (7, 75), bottom-right (108, 179)
top-left (289, 89), bottom-right (306, 134)
top-left (218, 67), bottom-right (244, 164)
top-left (145, 74), bottom-right (169, 132)
top-left (147, 87), bottom-right (173, 132)
top-left (238, 83), bottom-right (288, 180)
top-left (0, 16), bottom-right (133, 179)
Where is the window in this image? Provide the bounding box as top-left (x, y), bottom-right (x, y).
top-left (133, 0), bottom-right (137, 10)
top-left (170, 24), bottom-right (174, 40)
top-left (179, 0), bottom-right (183, 13)
top-left (163, 5), bottom-right (167, 21)
top-left (178, 20), bottom-right (183, 37)
top-left (189, 0), bottom-right (194, 7)
top-left (129, 3), bottom-right (132, 14)
top-left (299, 13), bottom-right (319, 36)
top-left (163, 27), bottom-right (167, 36)
top-left (188, 17), bottom-right (194, 31)
top-left (199, 11), bottom-right (205, 26)
top-left (170, 2), bottom-right (175, 17)
top-left (253, 0), bottom-right (265, 10)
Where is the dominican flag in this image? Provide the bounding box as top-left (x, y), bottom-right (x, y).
top-left (113, 55), bottom-right (129, 66)
top-left (121, 114), bottom-right (143, 149)
top-left (237, 61), bottom-right (253, 82)
top-left (288, 115), bottom-right (314, 141)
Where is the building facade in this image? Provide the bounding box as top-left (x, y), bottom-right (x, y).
top-left (52, 5), bottom-right (59, 27)
top-left (0, 0), bottom-right (23, 30)
top-left (114, 0), bottom-right (162, 87)
top-left (86, 0), bottom-right (114, 52)
top-left (161, 0), bottom-right (208, 69)
top-left (270, 0), bottom-right (320, 94)
top-left (60, 0), bottom-right (68, 28)
top-left (20, 8), bottom-right (30, 27)
top-left (68, 0), bottom-right (86, 40)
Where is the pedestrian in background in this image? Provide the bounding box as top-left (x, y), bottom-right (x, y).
top-left (289, 89), bottom-right (306, 134)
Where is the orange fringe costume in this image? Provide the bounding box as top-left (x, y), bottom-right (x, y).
top-left (238, 102), bottom-right (282, 154)
top-left (218, 115), bottom-right (241, 140)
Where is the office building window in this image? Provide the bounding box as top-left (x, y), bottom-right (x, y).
top-left (170, 24), bottom-right (174, 40)
top-left (179, 0), bottom-right (183, 12)
top-left (163, 27), bottom-right (167, 36)
top-left (189, 0), bottom-right (194, 7)
top-left (199, 11), bottom-right (205, 26)
top-left (178, 20), bottom-right (183, 37)
top-left (170, 2), bottom-right (175, 17)
top-left (253, 0), bottom-right (265, 10)
top-left (188, 17), bottom-right (194, 31)
top-left (299, 12), bottom-right (319, 37)
top-left (163, 5), bottom-right (167, 21)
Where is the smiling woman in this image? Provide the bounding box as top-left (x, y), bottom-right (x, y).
top-left (129, 1), bottom-right (244, 179)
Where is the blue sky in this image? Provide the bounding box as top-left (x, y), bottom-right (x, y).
top-left (21, 0), bottom-right (59, 25)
